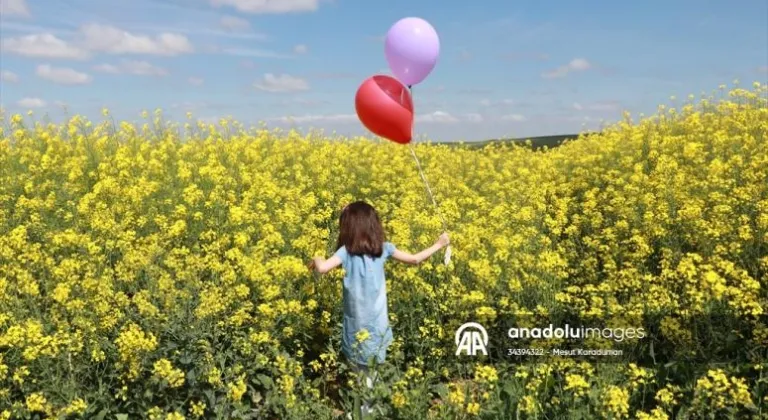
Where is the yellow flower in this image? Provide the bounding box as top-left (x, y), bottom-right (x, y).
top-left (227, 375), bottom-right (247, 402)
top-left (636, 407), bottom-right (670, 420)
top-left (62, 398), bottom-right (88, 416)
top-left (189, 400), bottom-right (206, 418)
top-left (355, 329), bottom-right (370, 343)
top-left (12, 366), bottom-right (29, 385)
top-left (392, 391), bottom-right (407, 408)
top-left (153, 358), bottom-right (186, 388)
top-left (519, 395), bottom-right (538, 414)
top-left (474, 365), bottom-right (499, 388)
top-left (655, 384), bottom-right (681, 408)
top-left (564, 374), bottom-right (590, 398)
top-left (25, 392), bottom-right (47, 412)
top-left (466, 402), bottom-right (481, 415)
top-left (448, 386), bottom-right (465, 407)
top-left (147, 406), bottom-right (164, 420)
top-left (601, 386), bottom-right (630, 418)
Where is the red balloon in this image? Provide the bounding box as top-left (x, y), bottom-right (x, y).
top-left (355, 74), bottom-right (414, 144)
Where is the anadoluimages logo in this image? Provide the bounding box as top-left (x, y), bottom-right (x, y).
top-left (455, 322), bottom-right (488, 356)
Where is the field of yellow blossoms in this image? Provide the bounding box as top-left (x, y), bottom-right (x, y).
top-left (1, 83), bottom-right (767, 419)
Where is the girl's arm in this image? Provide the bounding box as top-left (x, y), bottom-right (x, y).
top-left (309, 255), bottom-right (342, 274)
top-left (391, 233), bottom-right (449, 265)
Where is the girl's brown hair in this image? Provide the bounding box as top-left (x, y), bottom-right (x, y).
top-left (336, 201), bottom-right (386, 257)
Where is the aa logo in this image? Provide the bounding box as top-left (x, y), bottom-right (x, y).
top-left (455, 322), bottom-right (489, 356)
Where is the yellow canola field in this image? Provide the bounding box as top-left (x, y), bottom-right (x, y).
top-left (0, 84), bottom-right (767, 419)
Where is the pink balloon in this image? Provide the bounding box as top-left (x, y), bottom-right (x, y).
top-left (385, 17), bottom-right (440, 86)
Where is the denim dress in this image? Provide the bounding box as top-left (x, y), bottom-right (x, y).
top-left (334, 242), bottom-right (396, 366)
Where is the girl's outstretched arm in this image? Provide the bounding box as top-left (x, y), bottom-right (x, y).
top-left (391, 233), bottom-right (449, 265)
top-left (309, 255), bottom-right (342, 274)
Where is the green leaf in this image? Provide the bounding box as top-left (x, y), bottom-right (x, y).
top-left (251, 391), bottom-right (262, 404)
top-left (242, 411), bottom-right (261, 420)
top-left (256, 374), bottom-right (273, 388)
top-left (204, 389), bottom-right (217, 407)
top-left (94, 409), bottom-right (109, 420)
top-left (432, 383), bottom-right (449, 398)
top-left (116, 414), bottom-right (129, 420)
top-left (503, 381), bottom-right (518, 398)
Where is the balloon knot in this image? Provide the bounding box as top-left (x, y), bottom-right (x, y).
top-left (407, 85), bottom-right (412, 89)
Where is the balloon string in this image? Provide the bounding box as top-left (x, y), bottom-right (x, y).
top-left (409, 144), bottom-right (448, 232)
top-left (407, 84), bottom-right (448, 232)
top-left (408, 85), bottom-right (451, 268)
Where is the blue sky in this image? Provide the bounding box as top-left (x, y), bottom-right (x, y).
top-left (1, 0), bottom-right (766, 141)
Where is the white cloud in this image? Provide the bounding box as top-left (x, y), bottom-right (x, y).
top-left (586, 101), bottom-right (620, 112)
top-left (1, 70), bottom-right (19, 83)
top-left (79, 24), bottom-right (194, 56)
top-left (221, 47), bottom-right (291, 58)
top-left (416, 111), bottom-right (459, 123)
top-left (566, 115), bottom-right (600, 123)
top-left (293, 44), bottom-right (308, 54)
top-left (17, 97), bottom-right (46, 108)
top-left (132, 22), bottom-right (266, 40)
top-left (272, 114), bottom-right (357, 123)
top-left (464, 113), bottom-right (484, 123)
top-left (36, 64), bottom-right (92, 85)
top-left (480, 98), bottom-right (515, 107)
top-left (457, 88), bottom-right (492, 95)
top-left (1, 0), bottom-right (30, 17)
top-left (254, 73), bottom-right (309, 93)
top-left (568, 58), bottom-right (590, 70)
top-left (219, 15), bottom-right (251, 31)
top-left (542, 58), bottom-right (591, 79)
top-left (92, 64), bottom-right (120, 74)
top-left (2, 25), bottom-right (195, 58)
top-left (1, 34), bottom-right (90, 59)
top-left (93, 60), bottom-right (168, 76)
top-left (572, 101), bottom-right (620, 112)
top-left (210, 0), bottom-right (320, 14)
top-left (421, 85), bottom-right (445, 93)
top-left (280, 97), bottom-right (328, 106)
top-left (172, 101), bottom-right (207, 111)
top-left (306, 72), bottom-right (357, 80)
top-left (500, 52), bottom-right (550, 62)
top-left (501, 114), bottom-right (527, 122)
top-left (188, 77), bottom-right (204, 86)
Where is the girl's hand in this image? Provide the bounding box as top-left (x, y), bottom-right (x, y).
top-left (437, 232), bottom-right (450, 247)
top-left (307, 256), bottom-right (342, 274)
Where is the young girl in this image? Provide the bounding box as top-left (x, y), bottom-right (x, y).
top-left (309, 201), bottom-right (449, 414)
